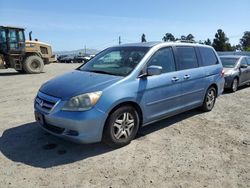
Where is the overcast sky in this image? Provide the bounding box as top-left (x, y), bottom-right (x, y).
top-left (1, 0), bottom-right (249, 51)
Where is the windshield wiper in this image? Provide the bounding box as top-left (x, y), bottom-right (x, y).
top-left (84, 70), bottom-right (122, 76)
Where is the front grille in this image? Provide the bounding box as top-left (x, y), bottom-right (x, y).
top-left (35, 92), bottom-right (60, 113)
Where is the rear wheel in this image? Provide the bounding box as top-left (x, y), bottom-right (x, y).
top-left (201, 87), bottom-right (216, 112)
top-left (103, 106), bottom-right (140, 147)
top-left (23, 55), bottom-right (44, 74)
top-left (231, 78), bottom-right (238, 92)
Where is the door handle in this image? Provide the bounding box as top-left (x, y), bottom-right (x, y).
top-left (183, 75), bottom-right (190, 80)
top-left (172, 77), bottom-right (179, 82)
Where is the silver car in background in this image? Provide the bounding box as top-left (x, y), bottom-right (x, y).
top-left (220, 55), bottom-right (250, 92)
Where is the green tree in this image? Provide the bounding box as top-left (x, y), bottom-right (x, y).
top-left (181, 35), bottom-right (186, 40)
top-left (240, 31), bottom-right (250, 51)
top-left (186, 34), bottom-right (194, 41)
top-left (204, 38), bottom-right (212, 46)
top-left (141, 33), bottom-right (147, 42)
top-left (231, 44), bottom-right (242, 51)
top-left (162, 33), bottom-right (175, 42)
top-left (198, 40), bottom-right (204, 44)
top-left (212, 29), bottom-right (233, 51)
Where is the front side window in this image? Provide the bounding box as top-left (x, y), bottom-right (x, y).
top-left (176, 47), bottom-right (198, 70)
top-left (199, 47), bottom-right (218, 66)
top-left (147, 47), bottom-right (176, 73)
top-left (0, 29), bottom-right (7, 52)
top-left (80, 47), bottom-right (149, 76)
top-left (0, 29), bottom-right (6, 43)
top-left (247, 58), bottom-right (250, 65)
top-left (220, 57), bottom-right (239, 68)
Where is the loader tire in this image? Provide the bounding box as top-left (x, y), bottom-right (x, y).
top-left (23, 55), bottom-right (44, 74)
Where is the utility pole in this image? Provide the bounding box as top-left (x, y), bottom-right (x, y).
top-left (119, 36), bottom-right (121, 45)
top-left (84, 44), bottom-right (86, 55)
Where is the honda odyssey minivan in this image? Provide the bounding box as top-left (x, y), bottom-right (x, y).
top-left (34, 42), bottom-right (224, 147)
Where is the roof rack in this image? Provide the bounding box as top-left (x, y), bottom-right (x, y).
top-left (175, 40), bottom-right (197, 44)
top-left (0, 25), bottom-right (26, 30)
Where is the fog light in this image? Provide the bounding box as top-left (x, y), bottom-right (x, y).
top-left (66, 130), bottom-right (79, 136)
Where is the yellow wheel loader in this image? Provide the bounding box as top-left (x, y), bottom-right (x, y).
top-left (0, 26), bottom-right (56, 73)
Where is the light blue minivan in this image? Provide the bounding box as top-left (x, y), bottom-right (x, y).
top-left (34, 42), bottom-right (224, 147)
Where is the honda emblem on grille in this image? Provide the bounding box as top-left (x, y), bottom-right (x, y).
top-left (39, 100), bottom-right (44, 107)
top-left (37, 98), bottom-right (44, 107)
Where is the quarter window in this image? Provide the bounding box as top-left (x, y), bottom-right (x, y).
top-left (147, 47), bottom-right (176, 73)
top-left (176, 47), bottom-right (198, 70)
top-left (199, 47), bottom-right (218, 66)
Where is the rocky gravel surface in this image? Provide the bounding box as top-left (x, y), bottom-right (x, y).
top-left (0, 64), bottom-right (249, 188)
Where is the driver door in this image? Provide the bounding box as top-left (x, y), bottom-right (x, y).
top-left (139, 47), bottom-right (183, 123)
top-left (7, 29), bottom-right (25, 54)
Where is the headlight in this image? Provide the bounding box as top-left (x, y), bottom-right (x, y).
top-left (62, 91), bottom-right (102, 111)
top-left (224, 72), bottom-right (231, 76)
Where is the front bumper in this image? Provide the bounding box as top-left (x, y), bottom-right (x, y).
top-left (224, 76), bottom-right (234, 89)
top-left (34, 91), bottom-right (107, 144)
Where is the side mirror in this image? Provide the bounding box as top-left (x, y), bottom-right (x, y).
top-left (240, 64), bottom-right (248, 69)
top-left (147, 65), bottom-right (162, 76)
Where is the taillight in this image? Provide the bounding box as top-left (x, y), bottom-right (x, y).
top-left (221, 69), bottom-right (225, 77)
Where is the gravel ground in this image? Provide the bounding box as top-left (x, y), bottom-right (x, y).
top-left (0, 63), bottom-right (249, 188)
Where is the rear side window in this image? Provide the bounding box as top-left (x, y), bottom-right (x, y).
top-left (175, 47), bottom-right (198, 70)
top-left (199, 47), bottom-right (218, 66)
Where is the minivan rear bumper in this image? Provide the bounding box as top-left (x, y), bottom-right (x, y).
top-left (217, 76), bottom-right (225, 96)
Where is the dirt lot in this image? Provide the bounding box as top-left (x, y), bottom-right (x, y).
top-left (0, 63), bottom-right (249, 188)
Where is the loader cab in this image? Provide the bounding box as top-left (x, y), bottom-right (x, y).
top-left (0, 26), bottom-right (25, 55)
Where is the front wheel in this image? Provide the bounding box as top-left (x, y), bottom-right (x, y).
top-left (201, 87), bottom-right (216, 112)
top-left (231, 78), bottom-right (238, 92)
top-left (103, 106), bottom-right (140, 148)
top-left (23, 55), bottom-right (44, 74)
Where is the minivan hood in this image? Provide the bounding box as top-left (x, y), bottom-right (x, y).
top-left (40, 70), bottom-right (123, 99)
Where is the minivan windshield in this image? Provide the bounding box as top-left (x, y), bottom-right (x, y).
top-left (220, 57), bottom-right (239, 68)
top-left (79, 47), bottom-right (149, 76)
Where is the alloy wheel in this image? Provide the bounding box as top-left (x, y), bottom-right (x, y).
top-left (112, 112), bottom-right (135, 140)
top-left (206, 89), bottom-right (215, 110)
top-left (232, 79), bottom-right (238, 92)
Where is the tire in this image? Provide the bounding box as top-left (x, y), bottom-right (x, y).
top-left (231, 78), bottom-right (238, 92)
top-left (23, 55), bottom-right (44, 74)
top-left (201, 87), bottom-right (216, 112)
top-left (103, 106), bottom-right (140, 148)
